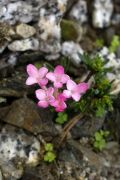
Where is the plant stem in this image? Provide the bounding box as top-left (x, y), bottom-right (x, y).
top-left (58, 113), bottom-right (84, 147)
top-left (84, 71), bottom-right (93, 82)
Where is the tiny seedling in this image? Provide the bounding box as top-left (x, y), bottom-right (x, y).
top-left (55, 112), bottom-right (68, 124)
top-left (92, 130), bottom-right (110, 151)
top-left (44, 143), bottom-right (56, 163)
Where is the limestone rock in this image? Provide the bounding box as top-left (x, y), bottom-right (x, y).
top-left (8, 38), bottom-right (39, 51)
top-left (98, 46), bottom-right (120, 94)
top-left (93, 0), bottom-right (113, 28)
top-left (16, 23), bottom-right (36, 38)
top-left (68, 0), bottom-right (88, 25)
top-left (0, 124), bottom-right (40, 179)
top-left (62, 41), bottom-right (84, 66)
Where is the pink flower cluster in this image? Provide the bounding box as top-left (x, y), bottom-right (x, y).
top-left (26, 64), bottom-right (89, 112)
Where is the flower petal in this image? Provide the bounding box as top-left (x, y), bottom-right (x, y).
top-left (72, 93), bottom-right (81, 101)
top-left (26, 77), bottom-right (37, 85)
top-left (63, 90), bottom-right (71, 98)
top-left (54, 65), bottom-right (64, 74)
top-left (46, 72), bottom-right (55, 82)
top-left (54, 82), bottom-right (62, 88)
top-left (67, 79), bottom-right (77, 91)
top-left (39, 78), bottom-right (48, 86)
top-left (51, 100), bottom-right (59, 107)
top-left (47, 87), bottom-right (54, 95)
top-left (55, 102), bottom-right (67, 112)
top-left (61, 74), bottom-right (70, 83)
top-left (38, 101), bottom-right (49, 108)
top-left (35, 89), bottom-right (46, 100)
top-left (78, 83), bottom-right (89, 93)
top-left (26, 64), bottom-right (38, 77)
top-left (38, 67), bottom-right (48, 78)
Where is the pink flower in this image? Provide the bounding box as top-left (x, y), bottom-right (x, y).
top-left (51, 93), bottom-right (67, 112)
top-left (63, 80), bottom-right (89, 101)
top-left (35, 87), bottom-right (55, 108)
top-left (46, 65), bottom-right (70, 88)
top-left (26, 64), bottom-right (48, 87)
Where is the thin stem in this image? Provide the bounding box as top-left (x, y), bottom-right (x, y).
top-left (58, 113), bottom-right (84, 147)
top-left (84, 71), bottom-right (93, 82)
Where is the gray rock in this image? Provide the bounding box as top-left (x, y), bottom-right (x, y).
top-left (0, 2), bottom-right (33, 24)
top-left (0, 169), bottom-right (3, 180)
top-left (0, 68), bottom-right (30, 97)
top-left (0, 124), bottom-right (40, 179)
top-left (16, 23), bottom-right (36, 38)
top-left (71, 115), bottom-right (105, 139)
top-left (92, 0), bottom-right (113, 28)
top-left (1, 98), bottom-right (57, 137)
top-left (8, 38), bottom-right (39, 51)
top-left (61, 41), bottom-right (84, 66)
top-left (98, 46), bottom-right (120, 95)
top-left (68, 0), bottom-right (88, 25)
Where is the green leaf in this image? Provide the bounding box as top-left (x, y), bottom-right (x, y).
top-left (95, 38), bottom-right (104, 48)
top-left (55, 112), bottom-right (68, 124)
top-left (94, 141), bottom-right (100, 149)
top-left (109, 35), bottom-right (120, 53)
top-left (44, 143), bottom-right (54, 152)
top-left (95, 132), bottom-right (103, 141)
top-left (44, 152), bottom-right (56, 163)
top-left (99, 139), bottom-right (106, 150)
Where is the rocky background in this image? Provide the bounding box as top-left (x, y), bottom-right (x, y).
top-left (0, 0), bottom-right (120, 179)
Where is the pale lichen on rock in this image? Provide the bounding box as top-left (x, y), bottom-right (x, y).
top-left (0, 125), bottom-right (40, 179)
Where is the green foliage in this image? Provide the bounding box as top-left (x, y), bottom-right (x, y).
top-left (109, 35), bottom-right (120, 53)
top-left (82, 54), bottom-right (104, 73)
top-left (95, 38), bottom-right (104, 48)
top-left (92, 130), bottom-right (110, 151)
top-left (44, 152), bottom-right (56, 163)
top-left (73, 54), bottom-right (113, 117)
top-left (55, 112), bottom-right (68, 124)
top-left (44, 143), bottom-right (54, 152)
top-left (44, 143), bottom-right (56, 163)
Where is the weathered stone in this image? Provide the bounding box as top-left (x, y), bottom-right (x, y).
top-left (0, 70), bottom-right (29, 97)
top-left (16, 23), bottom-right (36, 38)
top-left (62, 41), bottom-right (84, 66)
top-left (2, 98), bottom-right (57, 137)
top-left (21, 164), bottom-right (58, 180)
top-left (68, 0), bottom-right (88, 25)
top-left (71, 115), bottom-right (105, 139)
top-left (8, 38), bottom-right (39, 51)
top-left (0, 169), bottom-right (3, 180)
top-left (0, 124), bottom-right (40, 179)
top-left (98, 46), bottom-right (120, 95)
top-left (105, 95), bottom-right (120, 142)
top-left (92, 0), bottom-right (113, 28)
top-left (61, 19), bottom-right (82, 42)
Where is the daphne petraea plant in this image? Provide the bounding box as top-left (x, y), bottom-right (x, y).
top-left (26, 64), bottom-right (89, 112)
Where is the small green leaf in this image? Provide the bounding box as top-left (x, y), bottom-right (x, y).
top-left (99, 139), bottom-right (106, 150)
top-left (109, 35), bottom-right (120, 53)
top-left (44, 143), bottom-right (53, 152)
top-left (95, 132), bottom-right (103, 141)
top-left (55, 112), bottom-right (68, 124)
top-left (44, 152), bottom-right (56, 163)
top-left (95, 38), bottom-right (104, 48)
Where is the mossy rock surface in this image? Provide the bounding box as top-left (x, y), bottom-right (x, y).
top-left (60, 19), bottom-right (82, 42)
